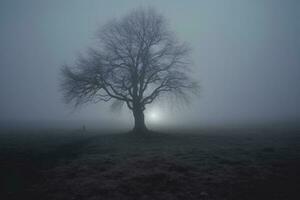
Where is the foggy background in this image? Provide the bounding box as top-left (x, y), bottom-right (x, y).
top-left (0, 0), bottom-right (299, 130)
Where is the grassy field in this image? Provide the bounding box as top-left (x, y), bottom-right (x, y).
top-left (1, 127), bottom-right (299, 200)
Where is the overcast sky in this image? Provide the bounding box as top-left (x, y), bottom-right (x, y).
top-left (0, 0), bottom-right (299, 128)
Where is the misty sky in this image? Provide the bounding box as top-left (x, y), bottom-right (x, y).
top-left (0, 0), bottom-right (299, 128)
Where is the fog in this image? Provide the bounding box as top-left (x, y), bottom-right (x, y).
top-left (1, 0), bottom-right (299, 130)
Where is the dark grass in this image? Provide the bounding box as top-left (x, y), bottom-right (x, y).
top-left (1, 127), bottom-right (299, 199)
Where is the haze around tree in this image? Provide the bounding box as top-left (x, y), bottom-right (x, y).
top-left (61, 8), bottom-right (198, 132)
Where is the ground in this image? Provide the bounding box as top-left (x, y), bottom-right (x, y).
top-left (1, 127), bottom-right (299, 199)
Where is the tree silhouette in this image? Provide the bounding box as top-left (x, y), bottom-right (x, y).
top-left (61, 8), bottom-right (198, 133)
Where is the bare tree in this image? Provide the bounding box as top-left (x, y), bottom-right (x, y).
top-left (61, 8), bottom-right (198, 133)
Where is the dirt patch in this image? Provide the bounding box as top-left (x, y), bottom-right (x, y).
top-left (35, 156), bottom-right (209, 200)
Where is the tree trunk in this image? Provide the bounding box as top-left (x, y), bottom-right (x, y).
top-left (132, 105), bottom-right (147, 133)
